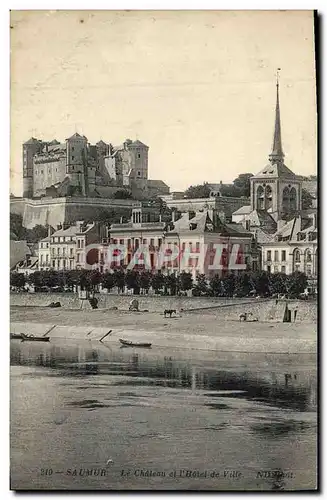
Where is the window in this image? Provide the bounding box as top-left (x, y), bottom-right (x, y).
top-left (72, 147), bottom-right (74, 151)
top-left (281, 250), bottom-right (286, 261)
top-left (63, 248), bottom-right (66, 256)
top-left (143, 238), bottom-right (147, 244)
top-left (119, 239), bottom-right (124, 245)
top-left (274, 266), bottom-right (278, 273)
top-left (294, 249), bottom-right (301, 262)
top-left (72, 156), bottom-right (75, 160)
top-left (77, 240), bottom-right (81, 248)
top-left (196, 242), bottom-right (200, 251)
top-left (52, 260), bottom-right (55, 267)
top-left (137, 153), bottom-right (141, 159)
top-left (51, 248), bottom-right (55, 256)
top-left (274, 250), bottom-right (279, 262)
top-left (137, 171), bottom-right (141, 176)
top-left (63, 259), bottom-right (67, 269)
top-left (57, 248), bottom-right (60, 255)
top-left (70, 248), bottom-right (73, 256)
top-left (305, 250), bottom-right (312, 262)
top-left (76, 254), bottom-right (80, 263)
top-left (267, 250), bottom-right (271, 261)
top-left (281, 265), bottom-right (286, 273)
top-left (267, 265), bottom-right (271, 273)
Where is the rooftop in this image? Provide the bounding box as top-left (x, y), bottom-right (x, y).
top-left (253, 163), bottom-right (297, 179)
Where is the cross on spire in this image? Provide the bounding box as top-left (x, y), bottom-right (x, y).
top-left (269, 68), bottom-right (284, 164)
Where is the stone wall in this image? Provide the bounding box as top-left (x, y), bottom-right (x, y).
top-left (10, 197), bottom-right (137, 229)
top-left (10, 292), bottom-right (317, 323)
top-left (10, 292), bottom-right (256, 312)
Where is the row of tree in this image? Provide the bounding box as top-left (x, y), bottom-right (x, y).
top-left (10, 269), bottom-right (309, 298)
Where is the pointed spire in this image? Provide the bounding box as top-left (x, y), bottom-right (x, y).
top-left (269, 68), bottom-right (284, 164)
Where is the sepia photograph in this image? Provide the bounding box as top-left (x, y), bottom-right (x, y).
top-left (9, 9), bottom-right (318, 491)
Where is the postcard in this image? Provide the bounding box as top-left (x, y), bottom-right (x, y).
top-left (10, 10), bottom-right (317, 491)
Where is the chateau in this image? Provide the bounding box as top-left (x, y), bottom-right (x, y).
top-left (23, 134), bottom-right (169, 199)
top-left (11, 134), bottom-right (170, 229)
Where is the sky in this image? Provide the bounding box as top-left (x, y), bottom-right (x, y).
top-left (10, 10), bottom-right (317, 196)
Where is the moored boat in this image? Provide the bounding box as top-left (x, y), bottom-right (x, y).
top-left (10, 333), bottom-right (24, 340)
top-left (20, 333), bottom-right (50, 342)
top-left (119, 338), bottom-right (152, 348)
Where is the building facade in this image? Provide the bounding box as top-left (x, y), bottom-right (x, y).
top-left (38, 221), bottom-right (104, 271)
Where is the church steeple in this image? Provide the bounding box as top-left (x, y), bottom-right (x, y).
top-left (269, 69), bottom-right (284, 164)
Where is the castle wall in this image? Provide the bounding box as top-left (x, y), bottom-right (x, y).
top-left (12, 197), bottom-right (137, 229)
top-left (33, 157), bottom-right (66, 195)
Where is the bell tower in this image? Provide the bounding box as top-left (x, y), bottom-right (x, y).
top-left (250, 70), bottom-right (302, 221)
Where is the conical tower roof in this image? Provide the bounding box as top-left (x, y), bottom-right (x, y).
top-left (269, 71), bottom-right (284, 164)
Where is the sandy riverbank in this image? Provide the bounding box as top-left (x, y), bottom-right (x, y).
top-left (11, 306), bottom-right (316, 354)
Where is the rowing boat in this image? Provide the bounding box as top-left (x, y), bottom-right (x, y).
top-left (10, 333), bottom-right (24, 340)
top-left (20, 333), bottom-right (50, 342)
top-left (119, 338), bottom-right (152, 348)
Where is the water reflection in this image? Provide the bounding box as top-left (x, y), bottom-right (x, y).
top-left (10, 340), bottom-right (316, 412)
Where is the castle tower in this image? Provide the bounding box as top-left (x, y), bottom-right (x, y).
top-left (250, 73), bottom-right (302, 221)
top-left (66, 133), bottom-right (88, 196)
top-left (22, 137), bottom-right (44, 197)
top-left (127, 139), bottom-right (149, 191)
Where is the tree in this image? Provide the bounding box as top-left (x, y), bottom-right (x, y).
top-left (89, 270), bottom-right (103, 288)
top-left (286, 271), bottom-right (308, 298)
top-left (26, 225), bottom-right (49, 243)
top-left (221, 273), bottom-right (236, 297)
top-left (113, 189), bottom-right (133, 199)
top-left (10, 213), bottom-right (26, 240)
top-left (151, 272), bottom-right (165, 294)
top-left (232, 173), bottom-right (254, 197)
top-left (269, 272), bottom-right (288, 296)
top-left (164, 273), bottom-right (178, 295)
top-left (102, 271), bottom-right (115, 292)
top-left (301, 188), bottom-right (313, 210)
top-left (192, 274), bottom-right (208, 296)
top-left (125, 270), bottom-right (140, 293)
top-left (184, 183), bottom-right (211, 199)
top-left (139, 271), bottom-right (152, 293)
top-left (209, 274), bottom-right (223, 296)
top-left (10, 272), bottom-right (26, 290)
top-left (234, 272), bottom-right (253, 297)
top-left (252, 271), bottom-right (270, 297)
top-left (113, 269), bottom-right (125, 293)
top-left (179, 271), bottom-right (193, 292)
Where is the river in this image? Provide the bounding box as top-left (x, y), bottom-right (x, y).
top-left (10, 338), bottom-right (317, 491)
